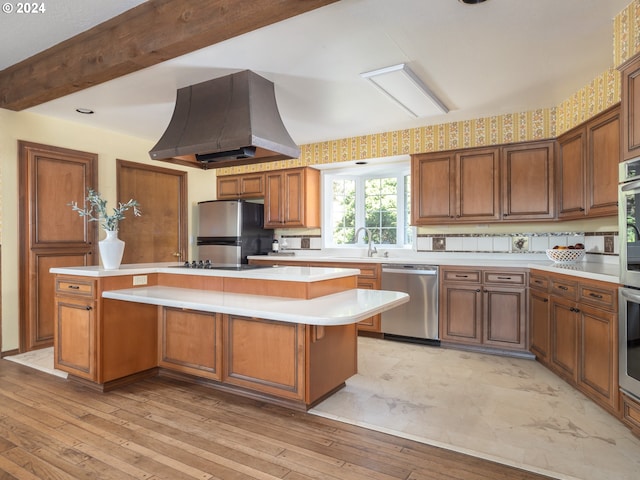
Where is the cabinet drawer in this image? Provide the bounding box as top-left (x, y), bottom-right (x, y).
top-left (55, 277), bottom-right (94, 297)
top-left (529, 272), bottom-right (549, 291)
top-left (579, 283), bottom-right (617, 311)
top-left (550, 278), bottom-right (578, 300)
top-left (484, 270), bottom-right (526, 286)
top-left (621, 392), bottom-right (640, 435)
top-left (442, 269), bottom-right (481, 283)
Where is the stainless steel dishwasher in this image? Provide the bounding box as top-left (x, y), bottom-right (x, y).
top-left (381, 264), bottom-right (439, 344)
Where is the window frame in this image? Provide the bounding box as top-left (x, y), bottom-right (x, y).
top-left (322, 163), bottom-right (411, 249)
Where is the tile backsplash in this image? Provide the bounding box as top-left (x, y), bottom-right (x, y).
top-left (415, 231), bottom-right (618, 255)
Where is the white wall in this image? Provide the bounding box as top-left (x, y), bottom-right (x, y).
top-left (0, 109), bottom-right (218, 352)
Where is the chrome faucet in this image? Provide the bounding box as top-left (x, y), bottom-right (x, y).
top-left (355, 227), bottom-right (378, 257)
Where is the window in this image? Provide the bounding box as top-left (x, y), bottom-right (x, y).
top-left (323, 164), bottom-right (411, 248)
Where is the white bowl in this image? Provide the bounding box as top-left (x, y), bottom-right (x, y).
top-left (546, 248), bottom-right (585, 264)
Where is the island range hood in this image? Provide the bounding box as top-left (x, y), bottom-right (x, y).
top-left (149, 70), bottom-right (300, 169)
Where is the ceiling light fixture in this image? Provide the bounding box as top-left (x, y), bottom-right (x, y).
top-left (360, 64), bottom-right (448, 118)
top-left (75, 108), bottom-right (94, 114)
top-left (458, 0), bottom-right (487, 4)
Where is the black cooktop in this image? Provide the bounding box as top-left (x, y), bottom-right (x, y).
top-left (171, 260), bottom-right (267, 271)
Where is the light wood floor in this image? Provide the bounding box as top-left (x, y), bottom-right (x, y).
top-left (0, 359), bottom-right (557, 480)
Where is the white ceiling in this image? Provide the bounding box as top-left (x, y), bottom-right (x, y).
top-left (0, 0), bottom-right (632, 148)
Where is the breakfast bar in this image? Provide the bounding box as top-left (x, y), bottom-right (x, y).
top-left (50, 263), bottom-right (408, 410)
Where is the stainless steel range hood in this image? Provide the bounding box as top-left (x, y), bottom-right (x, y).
top-left (149, 70), bottom-right (300, 169)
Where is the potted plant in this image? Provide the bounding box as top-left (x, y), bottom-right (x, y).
top-left (69, 188), bottom-right (141, 269)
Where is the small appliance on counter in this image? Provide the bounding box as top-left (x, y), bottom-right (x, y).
top-left (197, 200), bottom-right (272, 265)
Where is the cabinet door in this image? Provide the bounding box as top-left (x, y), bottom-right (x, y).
top-left (483, 287), bottom-right (526, 350)
top-left (282, 169), bottom-right (305, 225)
top-left (217, 175), bottom-right (241, 199)
top-left (621, 54), bottom-right (640, 161)
top-left (586, 106), bottom-right (619, 217)
top-left (54, 296), bottom-right (96, 380)
top-left (529, 289), bottom-right (550, 363)
top-left (223, 315), bottom-right (305, 401)
top-left (550, 296), bottom-right (579, 380)
top-left (411, 152), bottom-right (455, 224)
top-left (501, 141), bottom-right (555, 220)
top-left (264, 172), bottom-right (285, 226)
top-left (578, 305), bottom-right (618, 412)
top-left (557, 127), bottom-right (586, 219)
top-left (440, 284), bottom-right (483, 344)
top-left (159, 308), bottom-right (222, 381)
top-left (455, 148), bottom-right (501, 222)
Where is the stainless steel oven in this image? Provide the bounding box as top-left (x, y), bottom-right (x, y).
top-left (619, 158), bottom-right (640, 287)
top-left (619, 287), bottom-right (640, 400)
top-left (619, 158), bottom-right (640, 400)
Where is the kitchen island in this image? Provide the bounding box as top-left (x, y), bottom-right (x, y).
top-left (49, 263), bottom-right (408, 410)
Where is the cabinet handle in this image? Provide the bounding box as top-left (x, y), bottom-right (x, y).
top-left (534, 280), bottom-right (542, 284)
top-left (557, 285), bottom-right (568, 291)
top-left (569, 307), bottom-right (581, 313)
top-left (497, 276), bottom-right (512, 280)
top-left (85, 306), bottom-right (92, 311)
top-left (455, 275), bottom-right (469, 278)
top-left (588, 293), bottom-right (603, 299)
top-left (476, 289), bottom-right (481, 292)
top-left (68, 285), bottom-right (80, 290)
top-left (543, 298), bottom-right (549, 303)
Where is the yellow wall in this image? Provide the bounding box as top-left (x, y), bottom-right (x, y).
top-left (0, 109), bottom-right (217, 351)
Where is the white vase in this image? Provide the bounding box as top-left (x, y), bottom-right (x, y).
top-left (99, 230), bottom-right (125, 270)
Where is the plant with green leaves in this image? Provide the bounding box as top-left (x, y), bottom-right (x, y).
top-left (69, 188), bottom-right (141, 231)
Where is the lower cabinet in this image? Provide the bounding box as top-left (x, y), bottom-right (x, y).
top-left (529, 269), bottom-right (619, 415)
top-left (440, 267), bottom-right (527, 351)
top-left (54, 293), bottom-right (96, 381)
top-left (159, 308), bottom-right (222, 381)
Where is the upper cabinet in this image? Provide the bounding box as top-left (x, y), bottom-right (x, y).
top-left (501, 141), bottom-right (556, 221)
top-left (620, 54), bottom-right (640, 162)
top-left (557, 105), bottom-right (620, 220)
top-left (412, 141), bottom-right (554, 225)
top-left (412, 147), bottom-right (500, 224)
top-left (216, 172), bottom-right (265, 200)
top-left (264, 167), bottom-right (320, 228)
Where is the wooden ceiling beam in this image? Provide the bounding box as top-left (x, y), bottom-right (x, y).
top-left (0, 0), bottom-right (338, 111)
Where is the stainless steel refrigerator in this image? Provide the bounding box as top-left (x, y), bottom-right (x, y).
top-left (197, 200), bottom-right (272, 265)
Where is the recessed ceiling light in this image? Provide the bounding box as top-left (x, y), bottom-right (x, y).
top-left (75, 108), bottom-right (94, 114)
top-left (458, 0), bottom-right (487, 4)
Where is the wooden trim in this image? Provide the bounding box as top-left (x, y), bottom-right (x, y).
top-left (0, 0), bottom-right (338, 111)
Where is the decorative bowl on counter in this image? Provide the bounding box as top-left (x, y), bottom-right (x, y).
top-left (545, 248), bottom-right (586, 264)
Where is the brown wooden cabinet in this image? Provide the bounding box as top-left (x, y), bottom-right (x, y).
top-left (159, 308), bottom-right (222, 380)
top-left (264, 167), bottom-right (320, 228)
top-left (440, 266), bottom-right (527, 351)
top-left (557, 105), bottom-right (620, 219)
top-left (501, 141), bottom-right (555, 221)
top-left (620, 53), bottom-right (640, 161)
top-left (528, 272), bottom-right (551, 363)
top-left (411, 148), bottom-right (500, 224)
top-left (54, 277), bottom-right (97, 380)
top-left (530, 269), bottom-right (619, 415)
top-left (412, 141), bottom-right (555, 225)
top-left (54, 274), bottom-right (159, 388)
top-left (216, 172), bottom-right (265, 199)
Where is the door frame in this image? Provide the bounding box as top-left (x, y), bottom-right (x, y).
top-left (116, 160), bottom-right (188, 263)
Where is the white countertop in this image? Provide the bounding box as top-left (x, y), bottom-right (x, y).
top-left (50, 263), bottom-right (361, 282)
top-left (250, 254), bottom-right (621, 284)
top-left (102, 286), bottom-right (409, 326)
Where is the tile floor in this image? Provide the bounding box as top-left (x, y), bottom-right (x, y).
top-left (7, 340), bottom-right (640, 479)
top-left (311, 337), bottom-right (640, 480)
